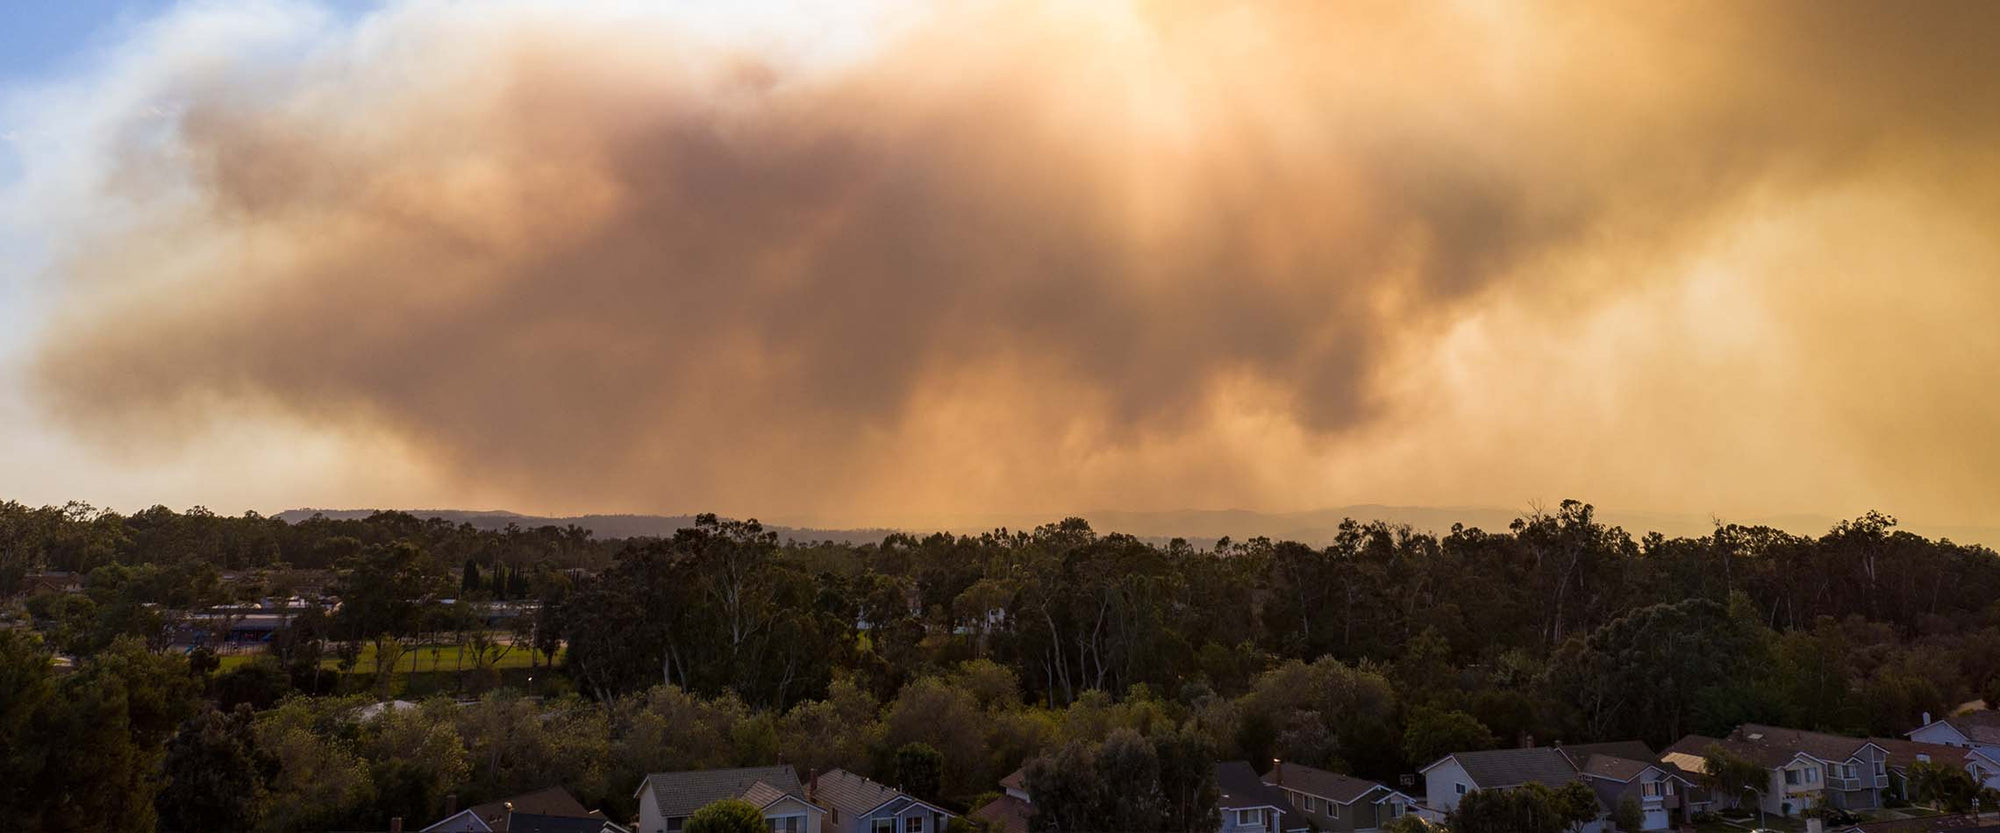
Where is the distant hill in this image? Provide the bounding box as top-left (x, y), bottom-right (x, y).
top-left (271, 508), bottom-right (901, 545)
top-left (274, 505), bottom-right (2000, 547)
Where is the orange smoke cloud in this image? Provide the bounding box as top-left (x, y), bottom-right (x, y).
top-left (20, 0), bottom-right (2000, 526)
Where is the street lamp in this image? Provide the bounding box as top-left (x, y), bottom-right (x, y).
top-left (1741, 787), bottom-right (1764, 828)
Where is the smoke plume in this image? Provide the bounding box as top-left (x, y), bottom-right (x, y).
top-left (16, 0), bottom-right (2000, 524)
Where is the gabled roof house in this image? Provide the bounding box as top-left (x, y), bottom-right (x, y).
top-left (807, 768), bottom-right (956, 833)
top-left (635, 765), bottom-right (826, 833)
top-left (1263, 760), bottom-right (1420, 832)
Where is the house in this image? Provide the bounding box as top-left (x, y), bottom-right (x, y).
top-left (1419, 742), bottom-right (1692, 832)
top-left (1664, 725), bottom-right (1974, 819)
top-left (1420, 747), bottom-right (1585, 815)
top-left (1263, 760), bottom-right (1420, 832)
top-left (1217, 761), bottom-right (1309, 833)
top-left (970, 769), bottom-right (1032, 833)
top-left (421, 786), bottom-right (603, 832)
top-left (505, 815), bottom-right (633, 833)
top-left (807, 768), bottom-right (957, 833)
top-left (1908, 711), bottom-right (2000, 790)
top-left (1665, 732), bottom-right (1844, 818)
top-left (634, 766), bottom-right (826, 833)
top-left (1557, 742), bottom-right (1698, 832)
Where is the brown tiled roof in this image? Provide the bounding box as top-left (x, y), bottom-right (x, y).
top-left (1263, 762), bottom-right (1388, 804)
top-left (1730, 724), bottom-right (1876, 762)
top-left (1560, 741), bottom-right (1659, 766)
top-left (1942, 711), bottom-right (2000, 746)
top-left (1664, 734), bottom-right (1805, 769)
top-left (811, 769), bottom-right (903, 822)
top-left (1868, 736), bottom-right (1979, 769)
top-left (742, 782), bottom-right (791, 808)
top-left (972, 795), bottom-right (1031, 833)
top-left (999, 768), bottom-right (1026, 793)
top-left (1579, 754), bottom-right (1650, 782)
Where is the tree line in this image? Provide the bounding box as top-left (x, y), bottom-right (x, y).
top-left (4, 499), bottom-right (2000, 831)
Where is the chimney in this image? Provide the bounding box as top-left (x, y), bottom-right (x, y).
top-left (1273, 759), bottom-right (1285, 786)
top-left (389, 819), bottom-right (403, 833)
top-left (1522, 733), bottom-right (1535, 749)
top-left (444, 795), bottom-right (457, 818)
top-left (1922, 711), bottom-right (1933, 725)
top-left (809, 769), bottom-right (820, 803)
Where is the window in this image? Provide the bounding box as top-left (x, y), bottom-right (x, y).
top-left (1875, 761), bottom-right (1886, 777)
top-left (1456, 783), bottom-right (1468, 796)
top-left (1642, 782), bottom-right (1661, 798)
top-left (1329, 802), bottom-right (1339, 820)
top-left (873, 820), bottom-right (895, 833)
top-left (1237, 808), bottom-right (1263, 827)
top-left (767, 815), bottom-right (804, 833)
top-left (668, 817), bottom-right (687, 833)
top-left (1303, 796), bottom-right (1317, 813)
top-left (1786, 770), bottom-right (1800, 786)
top-left (905, 814), bottom-right (925, 833)
top-left (1388, 803), bottom-right (1405, 818)
top-left (1665, 781), bottom-right (1675, 796)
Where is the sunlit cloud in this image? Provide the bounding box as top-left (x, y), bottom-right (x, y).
top-left (6, 0), bottom-right (1999, 529)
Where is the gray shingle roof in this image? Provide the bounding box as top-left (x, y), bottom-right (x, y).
top-left (1447, 748), bottom-right (1581, 790)
top-left (1217, 762), bottom-right (1307, 833)
top-left (639, 765), bottom-right (802, 819)
top-left (1263, 762), bottom-right (1388, 804)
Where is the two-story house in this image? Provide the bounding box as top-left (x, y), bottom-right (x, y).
top-left (1263, 760), bottom-right (1420, 832)
top-left (807, 769), bottom-right (956, 833)
top-left (1907, 711), bottom-right (2000, 790)
top-left (1663, 725), bottom-right (1963, 818)
top-left (1665, 733), bottom-right (1838, 818)
top-left (634, 765), bottom-right (826, 833)
top-left (1557, 742), bottom-right (1697, 831)
top-left (1420, 742), bottom-right (1693, 831)
top-left (1217, 761), bottom-right (1310, 833)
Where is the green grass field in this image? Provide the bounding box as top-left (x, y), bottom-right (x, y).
top-left (216, 642), bottom-right (558, 673)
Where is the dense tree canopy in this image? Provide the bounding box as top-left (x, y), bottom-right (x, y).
top-left (4, 498), bottom-right (2000, 830)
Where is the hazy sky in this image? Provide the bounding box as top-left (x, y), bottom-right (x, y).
top-left (3, 0), bottom-right (1998, 532)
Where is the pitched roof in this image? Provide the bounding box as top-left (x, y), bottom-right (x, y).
top-left (638, 765), bottom-right (803, 819)
top-left (742, 782), bottom-right (793, 808)
top-left (1443, 747), bottom-right (1581, 790)
top-left (811, 769), bottom-right (903, 821)
top-left (1263, 762), bottom-right (1389, 804)
top-left (864, 796), bottom-right (952, 821)
top-left (1940, 711), bottom-right (2000, 746)
top-left (1730, 724), bottom-right (1878, 763)
top-left (1579, 754), bottom-right (1651, 782)
top-left (504, 814), bottom-right (625, 833)
top-left (999, 768), bottom-right (1027, 793)
top-left (443, 786), bottom-right (593, 833)
top-left (1217, 762), bottom-right (1307, 832)
top-left (1665, 733), bottom-right (1810, 769)
top-left (1866, 735), bottom-right (1983, 769)
top-left (1559, 741), bottom-right (1659, 767)
top-left (972, 795), bottom-right (1031, 833)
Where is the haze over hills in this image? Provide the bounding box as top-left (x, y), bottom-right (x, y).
top-left (275, 505), bottom-right (2000, 548)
